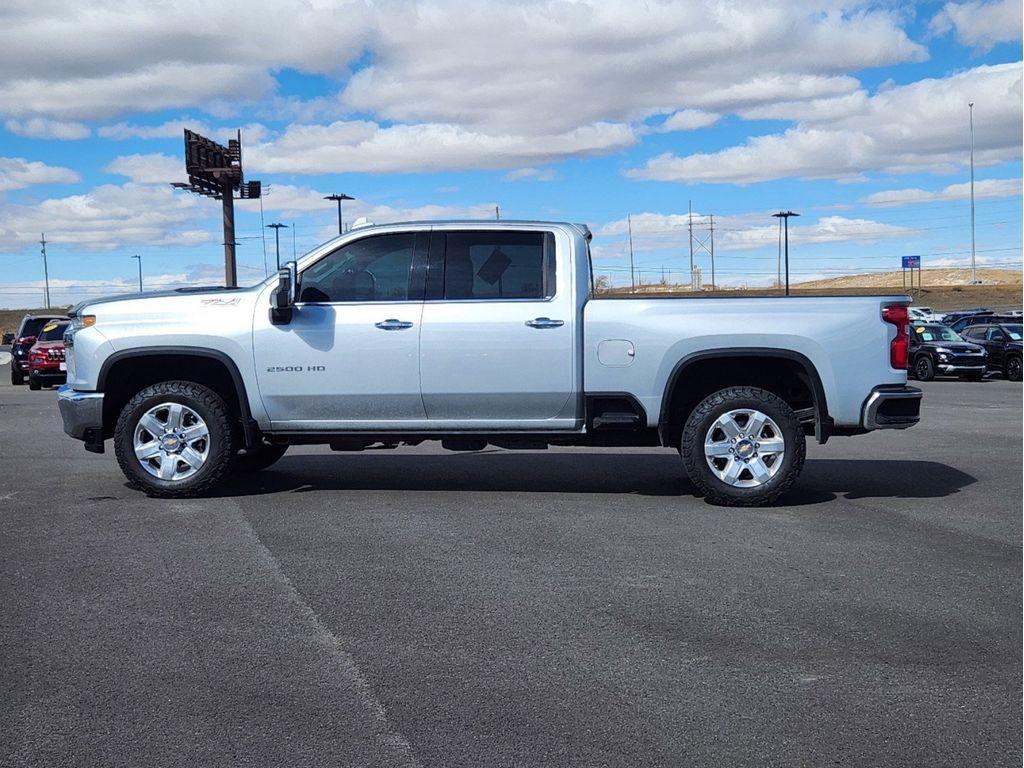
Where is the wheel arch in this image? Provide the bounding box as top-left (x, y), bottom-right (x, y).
top-left (658, 348), bottom-right (831, 447)
top-left (97, 347), bottom-right (258, 447)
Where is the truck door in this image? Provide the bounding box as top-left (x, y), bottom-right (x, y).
top-left (253, 230), bottom-right (428, 428)
top-left (418, 228), bottom-right (579, 429)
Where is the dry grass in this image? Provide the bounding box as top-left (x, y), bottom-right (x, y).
top-left (601, 268), bottom-right (1022, 311)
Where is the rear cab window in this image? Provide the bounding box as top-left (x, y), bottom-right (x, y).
top-left (433, 231), bottom-right (556, 300)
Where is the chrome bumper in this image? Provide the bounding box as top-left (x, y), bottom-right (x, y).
top-left (862, 386), bottom-right (922, 430)
top-left (57, 384), bottom-right (104, 446)
top-left (938, 363), bottom-right (986, 373)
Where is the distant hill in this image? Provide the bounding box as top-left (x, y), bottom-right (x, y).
top-left (796, 268), bottom-right (1021, 290)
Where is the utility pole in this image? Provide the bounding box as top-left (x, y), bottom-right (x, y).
top-left (776, 216), bottom-right (783, 288)
top-left (292, 222), bottom-right (297, 260)
top-left (709, 214), bottom-right (715, 290)
top-left (495, 205), bottom-right (500, 220)
top-left (324, 193), bottom-right (354, 235)
top-left (772, 211), bottom-right (799, 296)
top-left (259, 192), bottom-right (269, 276)
top-left (687, 200), bottom-right (694, 275)
top-left (267, 223), bottom-right (288, 270)
top-left (131, 254), bottom-right (142, 292)
top-left (968, 102), bottom-right (978, 284)
top-left (627, 213), bottom-right (636, 293)
top-left (39, 234), bottom-right (51, 308)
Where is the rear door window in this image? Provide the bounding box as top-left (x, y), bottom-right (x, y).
top-left (442, 231), bottom-right (556, 300)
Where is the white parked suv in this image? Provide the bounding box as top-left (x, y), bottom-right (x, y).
top-left (57, 221), bottom-right (921, 505)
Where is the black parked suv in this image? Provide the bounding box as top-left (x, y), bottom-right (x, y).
top-left (948, 313), bottom-right (1019, 334)
top-left (9, 313), bottom-right (66, 385)
top-left (908, 324), bottom-right (988, 381)
top-left (961, 323), bottom-right (1023, 381)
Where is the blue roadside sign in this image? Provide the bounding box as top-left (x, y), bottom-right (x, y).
top-left (902, 256), bottom-right (920, 269)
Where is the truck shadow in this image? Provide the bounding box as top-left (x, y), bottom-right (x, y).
top-left (211, 454), bottom-right (975, 505)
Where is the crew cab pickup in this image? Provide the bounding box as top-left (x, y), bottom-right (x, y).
top-left (57, 221), bottom-right (921, 505)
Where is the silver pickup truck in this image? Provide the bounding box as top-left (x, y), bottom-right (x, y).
top-left (57, 220), bottom-right (921, 505)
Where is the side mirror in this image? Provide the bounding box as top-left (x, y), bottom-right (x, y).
top-left (271, 261), bottom-right (298, 324)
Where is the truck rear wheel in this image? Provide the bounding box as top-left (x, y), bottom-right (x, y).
top-left (680, 386), bottom-right (805, 507)
top-left (113, 380), bottom-right (236, 498)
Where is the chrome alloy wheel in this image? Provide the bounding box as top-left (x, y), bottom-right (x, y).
top-left (133, 402), bottom-right (211, 481)
top-left (704, 408), bottom-right (786, 488)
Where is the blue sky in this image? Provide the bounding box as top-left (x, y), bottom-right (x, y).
top-left (0, 0), bottom-right (1021, 306)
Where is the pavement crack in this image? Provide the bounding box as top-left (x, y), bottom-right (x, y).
top-left (235, 507), bottom-right (422, 768)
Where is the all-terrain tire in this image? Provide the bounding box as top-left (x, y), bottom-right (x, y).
top-left (680, 386), bottom-right (806, 507)
top-left (114, 380), bottom-right (235, 498)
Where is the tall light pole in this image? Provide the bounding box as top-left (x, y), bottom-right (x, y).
top-left (772, 211), bottom-right (799, 296)
top-left (627, 213), bottom-right (636, 293)
top-left (131, 254), bottom-right (142, 292)
top-left (968, 102), bottom-right (978, 284)
top-left (324, 194), bottom-right (354, 235)
top-left (39, 233), bottom-right (51, 308)
top-left (267, 223), bottom-right (288, 270)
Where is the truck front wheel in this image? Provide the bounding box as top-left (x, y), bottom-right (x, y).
top-left (113, 380), bottom-right (236, 498)
top-left (680, 386), bottom-right (806, 507)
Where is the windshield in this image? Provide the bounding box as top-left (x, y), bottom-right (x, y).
top-left (20, 317), bottom-right (62, 337)
top-left (914, 325), bottom-right (962, 343)
top-left (1002, 324), bottom-right (1022, 341)
top-left (36, 321), bottom-right (69, 341)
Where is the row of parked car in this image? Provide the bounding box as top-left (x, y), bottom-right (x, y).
top-left (908, 307), bottom-right (1022, 382)
top-left (6, 313), bottom-right (70, 390)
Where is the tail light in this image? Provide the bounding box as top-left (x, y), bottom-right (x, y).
top-left (16, 335), bottom-right (36, 347)
top-left (882, 305), bottom-right (909, 369)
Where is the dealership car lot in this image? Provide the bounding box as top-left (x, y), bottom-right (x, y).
top-left (1, 375), bottom-right (1020, 767)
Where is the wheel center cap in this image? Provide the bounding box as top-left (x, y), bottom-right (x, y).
top-left (160, 435), bottom-right (182, 453)
top-left (736, 440), bottom-right (755, 459)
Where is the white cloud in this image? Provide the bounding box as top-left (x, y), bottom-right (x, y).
top-left (0, 1), bottom-right (924, 178)
top-left (504, 167), bottom-right (557, 182)
top-left (4, 118), bottom-right (90, 140)
top-left (249, 120), bottom-right (638, 174)
top-left (237, 183), bottom-right (498, 223)
top-left (596, 211), bottom-right (915, 254)
top-left (98, 118), bottom-right (268, 144)
top-left (0, 156), bottom-right (80, 191)
top-left (104, 153), bottom-right (183, 184)
top-left (861, 178), bottom-right (1022, 206)
top-left (628, 63), bottom-right (1024, 183)
top-left (930, 0), bottom-right (1023, 51)
top-left (651, 110), bottom-right (721, 133)
top-left (0, 183), bottom-right (214, 250)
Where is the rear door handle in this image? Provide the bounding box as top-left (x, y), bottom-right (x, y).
top-left (375, 319), bottom-right (414, 330)
top-left (525, 317), bottom-right (564, 329)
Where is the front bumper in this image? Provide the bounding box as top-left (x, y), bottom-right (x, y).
top-left (937, 363), bottom-right (986, 375)
top-left (30, 368), bottom-right (67, 384)
top-left (862, 386), bottom-right (922, 430)
top-left (57, 384), bottom-right (105, 450)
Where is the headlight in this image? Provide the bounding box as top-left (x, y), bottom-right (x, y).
top-left (937, 353), bottom-right (949, 361)
top-left (71, 314), bottom-right (96, 329)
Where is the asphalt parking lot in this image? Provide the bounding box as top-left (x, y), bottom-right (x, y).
top-left (1, 374), bottom-right (1021, 767)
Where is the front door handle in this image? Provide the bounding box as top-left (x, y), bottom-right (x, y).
top-left (375, 319), bottom-right (414, 330)
top-left (525, 317), bottom-right (564, 329)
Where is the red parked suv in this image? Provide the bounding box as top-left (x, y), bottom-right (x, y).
top-left (9, 313), bottom-right (66, 385)
top-left (27, 319), bottom-right (71, 390)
